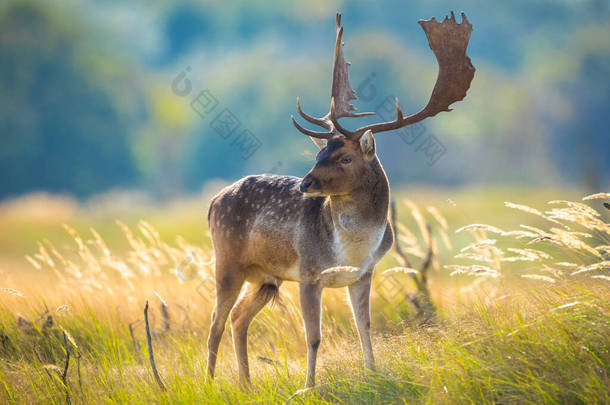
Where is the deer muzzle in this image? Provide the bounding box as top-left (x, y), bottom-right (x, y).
top-left (299, 174), bottom-right (321, 194)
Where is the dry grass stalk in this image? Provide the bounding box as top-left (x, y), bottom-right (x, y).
top-left (582, 193), bottom-right (610, 200)
top-left (452, 194), bottom-right (609, 282)
top-left (129, 321), bottom-right (142, 360)
top-left (144, 301), bottom-right (166, 392)
top-left (0, 288), bottom-right (25, 297)
top-left (521, 274), bottom-right (556, 283)
top-left (61, 331), bottom-right (71, 404)
top-left (390, 200), bottom-right (436, 323)
top-left (456, 224), bottom-right (505, 235)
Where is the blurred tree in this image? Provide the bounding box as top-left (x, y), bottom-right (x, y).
top-left (162, 3), bottom-right (212, 63)
top-left (0, 1), bottom-right (139, 198)
top-left (549, 2), bottom-right (610, 190)
top-left (1, 0), bottom-right (608, 200)
top-left (556, 50), bottom-right (610, 191)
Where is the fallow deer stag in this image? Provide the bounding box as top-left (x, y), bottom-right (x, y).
top-left (206, 11), bottom-right (474, 388)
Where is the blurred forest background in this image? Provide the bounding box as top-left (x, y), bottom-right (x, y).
top-left (1, 0), bottom-right (609, 201)
top-left (1, 3), bottom-right (609, 402)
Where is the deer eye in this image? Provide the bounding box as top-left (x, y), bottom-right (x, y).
top-left (340, 157), bottom-right (352, 165)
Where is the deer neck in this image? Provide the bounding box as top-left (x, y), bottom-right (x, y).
top-left (327, 158), bottom-right (389, 234)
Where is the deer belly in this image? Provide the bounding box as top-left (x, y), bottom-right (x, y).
top-left (243, 226), bottom-right (300, 281)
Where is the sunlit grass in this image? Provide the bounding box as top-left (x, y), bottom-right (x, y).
top-left (0, 188), bottom-right (608, 403)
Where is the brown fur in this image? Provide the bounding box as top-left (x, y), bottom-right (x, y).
top-left (206, 134), bottom-right (394, 388)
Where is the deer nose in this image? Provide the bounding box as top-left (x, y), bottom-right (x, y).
top-left (300, 179), bottom-right (313, 193)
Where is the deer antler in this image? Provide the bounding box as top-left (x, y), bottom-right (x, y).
top-left (293, 12), bottom-right (475, 142)
top-left (331, 11), bottom-right (475, 140)
top-left (291, 13), bottom-right (374, 140)
top-left (329, 14), bottom-right (375, 120)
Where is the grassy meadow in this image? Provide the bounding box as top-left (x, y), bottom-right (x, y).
top-left (0, 187), bottom-right (608, 404)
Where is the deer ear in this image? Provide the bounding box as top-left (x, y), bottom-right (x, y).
top-left (359, 130), bottom-right (375, 160)
top-left (309, 136), bottom-right (327, 149)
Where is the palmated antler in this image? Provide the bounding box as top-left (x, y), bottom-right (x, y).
top-left (291, 13), bottom-right (374, 140)
top-left (293, 11), bottom-right (475, 142)
top-left (334, 12), bottom-right (475, 139)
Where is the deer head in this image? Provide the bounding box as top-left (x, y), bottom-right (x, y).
top-left (299, 132), bottom-right (378, 196)
top-left (294, 12), bottom-right (475, 196)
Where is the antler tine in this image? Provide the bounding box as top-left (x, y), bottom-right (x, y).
top-left (296, 97), bottom-right (331, 130)
top-left (329, 97), bottom-right (353, 136)
top-left (291, 116), bottom-right (333, 139)
top-left (395, 98), bottom-right (403, 121)
top-left (347, 111), bottom-right (376, 118)
top-left (345, 11), bottom-right (475, 139)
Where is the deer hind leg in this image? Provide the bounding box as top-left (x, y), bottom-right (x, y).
top-left (299, 282), bottom-right (323, 388)
top-left (206, 264), bottom-right (245, 380)
top-left (347, 269), bottom-right (375, 370)
top-left (230, 281), bottom-right (281, 384)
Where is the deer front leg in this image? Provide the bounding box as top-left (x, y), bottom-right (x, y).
top-left (299, 282), bottom-right (322, 388)
top-left (348, 268), bottom-right (375, 370)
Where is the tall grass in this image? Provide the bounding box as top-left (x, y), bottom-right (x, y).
top-left (449, 192), bottom-right (610, 283)
top-left (0, 192), bottom-right (608, 404)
